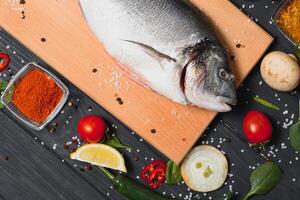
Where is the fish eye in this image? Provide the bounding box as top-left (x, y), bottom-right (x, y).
top-left (219, 69), bottom-right (229, 80)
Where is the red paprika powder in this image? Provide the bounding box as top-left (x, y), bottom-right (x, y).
top-left (12, 68), bottom-right (63, 124)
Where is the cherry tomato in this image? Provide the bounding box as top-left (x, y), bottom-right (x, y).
top-left (77, 115), bottom-right (106, 143)
top-left (243, 111), bottom-right (273, 144)
top-left (0, 52), bottom-right (10, 72)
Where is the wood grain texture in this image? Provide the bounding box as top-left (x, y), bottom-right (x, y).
top-left (0, 112), bottom-right (107, 200)
top-left (1, 18), bottom-right (300, 199)
top-left (0, 0), bottom-right (273, 163)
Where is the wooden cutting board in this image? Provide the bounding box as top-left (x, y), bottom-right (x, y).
top-left (0, 0), bottom-right (272, 164)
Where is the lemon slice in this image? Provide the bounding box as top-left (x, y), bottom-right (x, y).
top-left (70, 144), bottom-right (127, 172)
top-left (181, 145), bottom-right (228, 192)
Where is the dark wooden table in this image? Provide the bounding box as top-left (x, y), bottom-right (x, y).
top-left (0, 0), bottom-right (299, 199)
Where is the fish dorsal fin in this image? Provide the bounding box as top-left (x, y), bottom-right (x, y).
top-left (121, 39), bottom-right (176, 69)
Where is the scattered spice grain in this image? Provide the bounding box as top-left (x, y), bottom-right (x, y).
top-left (79, 167), bottom-right (85, 172)
top-left (63, 143), bottom-right (69, 150)
top-left (50, 122), bottom-right (58, 127)
top-left (83, 166), bottom-right (93, 171)
top-left (21, 11), bottom-right (25, 19)
top-left (49, 127), bottom-right (56, 134)
top-left (0, 155), bottom-right (8, 160)
top-left (116, 97), bottom-right (122, 102)
top-left (69, 147), bottom-right (76, 153)
top-left (72, 139), bottom-right (78, 145)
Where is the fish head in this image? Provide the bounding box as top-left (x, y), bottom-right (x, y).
top-left (183, 40), bottom-right (237, 112)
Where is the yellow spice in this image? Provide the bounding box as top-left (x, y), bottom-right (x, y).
top-left (277, 0), bottom-right (300, 43)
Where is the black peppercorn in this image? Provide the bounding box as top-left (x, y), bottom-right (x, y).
top-left (150, 129), bottom-right (156, 134)
top-left (0, 155), bottom-right (8, 160)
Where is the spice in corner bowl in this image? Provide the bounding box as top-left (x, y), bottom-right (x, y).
top-left (1, 62), bottom-right (69, 130)
top-left (12, 68), bottom-right (63, 123)
top-left (274, 0), bottom-right (300, 44)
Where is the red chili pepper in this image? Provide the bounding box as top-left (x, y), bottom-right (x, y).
top-left (140, 160), bottom-right (166, 189)
top-left (0, 52), bottom-right (10, 72)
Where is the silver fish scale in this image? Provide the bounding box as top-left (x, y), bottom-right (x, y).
top-left (92, 0), bottom-right (218, 56)
top-left (80, 0), bottom-right (237, 112)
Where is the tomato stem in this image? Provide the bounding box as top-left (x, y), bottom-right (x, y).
top-left (260, 152), bottom-right (269, 161)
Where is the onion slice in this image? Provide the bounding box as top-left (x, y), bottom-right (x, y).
top-left (181, 145), bottom-right (228, 192)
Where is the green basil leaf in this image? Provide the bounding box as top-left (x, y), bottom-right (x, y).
top-left (217, 191), bottom-right (233, 200)
top-left (296, 45), bottom-right (300, 61)
top-left (290, 123), bottom-right (300, 151)
top-left (105, 135), bottom-right (132, 151)
top-left (242, 161), bottom-right (281, 200)
top-left (166, 160), bottom-right (182, 185)
top-left (289, 100), bottom-right (300, 151)
top-left (0, 80), bottom-right (8, 91)
top-left (0, 80), bottom-right (12, 110)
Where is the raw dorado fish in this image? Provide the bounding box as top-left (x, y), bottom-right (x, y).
top-left (79, 0), bottom-right (237, 112)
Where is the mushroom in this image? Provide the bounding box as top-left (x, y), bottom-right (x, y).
top-left (260, 51), bottom-right (299, 92)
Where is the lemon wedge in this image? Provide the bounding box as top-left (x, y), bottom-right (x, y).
top-left (70, 144), bottom-right (127, 172)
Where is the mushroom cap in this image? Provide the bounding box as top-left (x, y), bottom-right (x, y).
top-left (261, 51), bottom-right (299, 92)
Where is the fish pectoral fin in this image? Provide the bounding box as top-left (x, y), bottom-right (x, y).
top-left (120, 39), bottom-right (176, 69)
